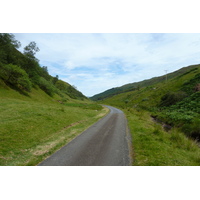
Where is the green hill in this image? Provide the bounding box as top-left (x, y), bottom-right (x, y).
top-left (102, 65), bottom-right (200, 138)
top-left (0, 34), bottom-right (108, 166)
top-left (0, 34), bottom-right (86, 101)
top-left (100, 64), bottom-right (200, 165)
top-left (90, 64), bottom-right (199, 101)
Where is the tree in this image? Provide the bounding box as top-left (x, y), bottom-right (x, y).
top-left (0, 64), bottom-right (31, 91)
top-left (38, 77), bottom-right (55, 96)
top-left (40, 66), bottom-right (51, 81)
top-left (52, 75), bottom-right (59, 85)
top-left (0, 33), bottom-right (21, 49)
top-left (23, 41), bottom-right (40, 60)
top-left (55, 80), bottom-right (67, 91)
top-left (0, 33), bottom-right (21, 64)
top-left (22, 41), bottom-right (41, 84)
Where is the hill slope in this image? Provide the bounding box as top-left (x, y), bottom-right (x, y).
top-left (0, 34), bottom-right (108, 166)
top-left (0, 33), bottom-right (86, 101)
top-left (102, 65), bottom-right (200, 137)
top-left (99, 64), bottom-right (200, 165)
top-left (90, 64), bottom-right (199, 101)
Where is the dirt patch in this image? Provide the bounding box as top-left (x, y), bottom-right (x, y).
top-left (95, 107), bottom-right (109, 118)
top-left (63, 120), bottom-right (86, 129)
top-left (32, 121), bottom-right (85, 156)
top-left (32, 109), bottom-right (109, 162)
top-left (33, 140), bottom-right (59, 156)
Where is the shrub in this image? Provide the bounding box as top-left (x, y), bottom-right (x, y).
top-left (159, 91), bottom-right (187, 107)
top-left (0, 63), bottom-right (32, 91)
top-left (38, 77), bottom-right (55, 96)
top-left (55, 80), bottom-right (68, 91)
top-left (182, 118), bottom-right (200, 140)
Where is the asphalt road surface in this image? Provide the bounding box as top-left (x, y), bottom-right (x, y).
top-left (38, 105), bottom-right (131, 166)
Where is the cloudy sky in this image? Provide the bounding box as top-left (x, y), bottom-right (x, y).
top-left (13, 33), bottom-right (200, 97)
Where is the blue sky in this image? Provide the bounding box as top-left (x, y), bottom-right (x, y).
top-left (14, 33), bottom-right (200, 96)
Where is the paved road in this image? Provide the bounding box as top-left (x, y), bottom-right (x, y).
top-left (38, 105), bottom-right (131, 166)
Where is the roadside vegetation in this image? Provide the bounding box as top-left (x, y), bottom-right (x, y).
top-left (0, 34), bottom-right (109, 165)
top-left (0, 90), bottom-right (108, 165)
top-left (125, 108), bottom-right (200, 165)
top-left (101, 65), bottom-right (200, 165)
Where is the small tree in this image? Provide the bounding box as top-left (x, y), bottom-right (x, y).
top-left (52, 75), bottom-right (59, 85)
top-left (38, 77), bottom-right (55, 96)
top-left (24, 41), bottom-right (40, 60)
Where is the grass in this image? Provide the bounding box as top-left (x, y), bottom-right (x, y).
top-left (124, 108), bottom-right (200, 166)
top-left (100, 66), bottom-right (200, 165)
top-left (0, 87), bottom-right (109, 166)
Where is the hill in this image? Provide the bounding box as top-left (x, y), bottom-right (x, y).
top-left (101, 64), bottom-right (200, 137)
top-left (100, 64), bottom-right (200, 165)
top-left (0, 34), bottom-right (108, 166)
top-left (90, 64), bottom-right (199, 101)
top-left (0, 33), bottom-right (86, 101)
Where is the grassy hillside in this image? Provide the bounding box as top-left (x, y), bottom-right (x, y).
top-left (0, 34), bottom-right (86, 100)
top-left (90, 64), bottom-right (199, 101)
top-left (0, 34), bottom-right (109, 165)
top-left (101, 64), bottom-right (200, 165)
top-left (0, 86), bottom-right (108, 166)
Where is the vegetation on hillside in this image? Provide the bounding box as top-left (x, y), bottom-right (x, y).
top-left (0, 33), bottom-right (86, 100)
top-left (101, 65), bottom-right (200, 140)
top-left (100, 64), bottom-right (200, 165)
top-left (90, 65), bottom-right (199, 101)
top-left (0, 91), bottom-right (107, 165)
top-left (125, 108), bottom-right (200, 166)
top-left (0, 33), bottom-right (108, 166)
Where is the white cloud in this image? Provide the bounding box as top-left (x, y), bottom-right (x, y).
top-left (14, 33), bottom-right (200, 96)
top-left (64, 61), bottom-right (76, 70)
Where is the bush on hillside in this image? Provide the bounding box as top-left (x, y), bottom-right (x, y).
top-left (182, 118), bottom-right (200, 140)
top-left (55, 80), bottom-right (68, 91)
top-left (0, 63), bottom-right (32, 91)
top-left (181, 73), bottom-right (200, 94)
top-left (159, 91), bottom-right (187, 107)
top-left (38, 77), bottom-right (56, 96)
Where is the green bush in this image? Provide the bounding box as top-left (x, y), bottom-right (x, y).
top-left (182, 118), bottom-right (200, 139)
top-left (38, 77), bottom-right (55, 96)
top-left (0, 63), bottom-right (32, 91)
top-left (55, 80), bottom-right (68, 91)
top-left (159, 91), bottom-right (187, 107)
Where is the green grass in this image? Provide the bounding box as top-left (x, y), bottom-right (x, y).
top-left (0, 87), bottom-right (109, 166)
top-left (124, 108), bottom-right (200, 166)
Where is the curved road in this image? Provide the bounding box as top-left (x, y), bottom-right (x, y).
top-left (38, 105), bottom-right (131, 166)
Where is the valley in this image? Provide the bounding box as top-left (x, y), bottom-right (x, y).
top-left (1, 33), bottom-right (200, 166)
top-left (95, 65), bottom-right (200, 165)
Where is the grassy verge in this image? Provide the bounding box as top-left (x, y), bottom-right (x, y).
top-left (0, 89), bottom-right (109, 166)
top-left (124, 108), bottom-right (200, 166)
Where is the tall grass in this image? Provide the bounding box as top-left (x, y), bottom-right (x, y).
top-left (124, 108), bottom-right (200, 166)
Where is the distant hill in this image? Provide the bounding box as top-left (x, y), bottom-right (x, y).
top-left (101, 64), bottom-right (200, 140)
top-left (90, 64), bottom-right (200, 101)
top-left (0, 33), bottom-right (86, 101)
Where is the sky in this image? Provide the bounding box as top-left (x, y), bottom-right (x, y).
top-left (14, 33), bottom-right (200, 97)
